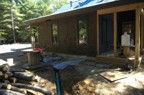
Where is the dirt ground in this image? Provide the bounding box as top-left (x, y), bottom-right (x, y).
top-left (0, 44), bottom-right (144, 95)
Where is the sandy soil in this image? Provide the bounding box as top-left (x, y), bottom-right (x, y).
top-left (0, 44), bottom-right (144, 95)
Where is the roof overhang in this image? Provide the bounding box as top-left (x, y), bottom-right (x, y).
top-left (24, 0), bottom-right (144, 25)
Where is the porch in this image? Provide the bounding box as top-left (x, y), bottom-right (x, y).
top-left (96, 2), bottom-right (144, 68)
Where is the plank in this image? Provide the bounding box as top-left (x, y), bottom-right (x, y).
top-left (99, 70), bottom-right (130, 82)
top-left (96, 13), bottom-right (99, 55)
top-left (134, 8), bottom-right (141, 68)
top-left (114, 12), bottom-right (117, 57)
top-left (97, 2), bottom-right (144, 15)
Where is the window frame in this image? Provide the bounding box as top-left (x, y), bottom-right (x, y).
top-left (77, 16), bottom-right (89, 45)
top-left (51, 23), bottom-right (59, 44)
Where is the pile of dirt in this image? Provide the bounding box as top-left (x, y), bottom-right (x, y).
top-left (1, 44), bottom-right (144, 95)
top-left (33, 61), bottom-right (144, 95)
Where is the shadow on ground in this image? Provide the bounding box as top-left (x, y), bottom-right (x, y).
top-left (1, 46), bottom-right (144, 95)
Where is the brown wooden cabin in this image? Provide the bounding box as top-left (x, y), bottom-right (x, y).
top-left (24, 0), bottom-right (144, 68)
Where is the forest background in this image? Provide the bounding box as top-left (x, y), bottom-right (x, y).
top-left (0, 0), bottom-right (67, 43)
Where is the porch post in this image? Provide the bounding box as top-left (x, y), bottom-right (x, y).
top-left (114, 13), bottom-right (117, 57)
top-left (143, 11), bottom-right (144, 49)
top-left (141, 11), bottom-right (144, 50)
top-left (96, 13), bottom-right (99, 55)
top-left (134, 8), bottom-right (141, 68)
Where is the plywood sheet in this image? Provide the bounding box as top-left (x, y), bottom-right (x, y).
top-left (100, 70), bottom-right (130, 82)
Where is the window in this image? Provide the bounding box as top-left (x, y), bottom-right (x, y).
top-left (51, 24), bottom-right (58, 44)
top-left (78, 17), bottom-right (88, 44)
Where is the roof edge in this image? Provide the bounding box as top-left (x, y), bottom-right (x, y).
top-left (24, 0), bottom-right (144, 25)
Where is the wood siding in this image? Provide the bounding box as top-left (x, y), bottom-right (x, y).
top-left (38, 12), bottom-right (96, 56)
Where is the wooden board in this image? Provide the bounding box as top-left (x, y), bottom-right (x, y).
top-left (134, 8), bottom-right (141, 68)
top-left (96, 13), bottom-right (99, 55)
top-left (97, 2), bottom-right (144, 15)
top-left (114, 13), bottom-right (117, 57)
top-left (99, 70), bottom-right (130, 82)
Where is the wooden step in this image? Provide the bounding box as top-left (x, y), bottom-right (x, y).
top-left (96, 56), bottom-right (134, 65)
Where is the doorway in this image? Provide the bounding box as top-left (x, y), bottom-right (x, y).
top-left (117, 10), bottom-right (135, 57)
top-left (99, 13), bottom-right (114, 56)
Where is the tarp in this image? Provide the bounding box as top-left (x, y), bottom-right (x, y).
top-left (53, 56), bottom-right (87, 70)
top-left (43, 56), bottom-right (62, 65)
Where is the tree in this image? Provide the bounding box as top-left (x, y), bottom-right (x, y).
top-left (0, 0), bottom-right (24, 43)
top-left (18, 0), bottom-right (68, 42)
top-left (37, 0), bottom-right (52, 16)
top-left (16, 0), bottom-right (44, 42)
top-left (0, 0), bottom-right (68, 43)
top-left (0, 1), bottom-right (10, 42)
top-left (50, 0), bottom-right (68, 12)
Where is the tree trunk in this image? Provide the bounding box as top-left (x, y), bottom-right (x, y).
top-left (12, 83), bottom-right (52, 95)
top-left (10, 69), bottom-right (25, 73)
top-left (2, 83), bottom-right (12, 90)
top-left (3, 80), bottom-right (10, 84)
top-left (0, 79), bottom-right (10, 84)
top-left (13, 72), bottom-right (35, 81)
top-left (8, 77), bottom-right (17, 83)
top-left (3, 74), bottom-right (9, 79)
top-left (0, 83), bottom-right (2, 88)
top-left (11, 86), bottom-right (27, 94)
top-left (0, 64), bottom-right (10, 72)
top-left (16, 78), bottom-right (36, 86)
top-left (5, 71), bottom-right (13, 77)
top-left (0, 89), bottom-right (24, 95)
top-left (0, 71), bottom-right (3, 76)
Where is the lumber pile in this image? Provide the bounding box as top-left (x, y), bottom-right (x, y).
top-left (0, 64), bottom-right (51, 95)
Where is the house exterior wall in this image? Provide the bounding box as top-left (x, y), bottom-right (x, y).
top-left (38, 22), bottom-right (52, 48)
top-left (38, 12), bottom-right (97, 56)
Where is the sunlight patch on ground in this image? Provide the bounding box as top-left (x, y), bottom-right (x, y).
top-left (115, 72), bottom-right (144, 90)
top-left (0, 58), bottom-right (15, 66)
top-left (113, 83), bottom-right (127, 93)
top-left (74, 67), bottom-right (144, 95)
top-left (0, 43), bottom-right (31, 54)
top-left (0, 59), bottom-right (6, 64)
top-left (0, 43), bottom-right (31, 66)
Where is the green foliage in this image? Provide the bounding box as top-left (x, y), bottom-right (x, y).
top-left (0, 0), bottom-right (68, 43)
top-left (0, 0), bottom-right (24, 43)
top-left (50, 0), bottom-right (67, 12)
top-left (0, 31), bottom-right (6, 40)
top-left (0, 1), bottom-right (11, 41)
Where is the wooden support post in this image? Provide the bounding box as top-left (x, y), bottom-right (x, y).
top-left (134, 9), bottom-right (141, 68)
top-left (114, 13), bottom-right (117, 57)
top-left (141, 11), bottom-right (144, 50)
top-left (143, 11), bottom-right (144, 49)
top-left (24, 50), bottom-right (40, 66)
top-left (96, 13), bottom-right (99, 55)
top-left (31, 35), bottom-right (36, 50)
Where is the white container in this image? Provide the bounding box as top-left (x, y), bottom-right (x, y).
top-left (7, 58), bottom-right (14, 66)
top-left (121, 32), bottom-right (130, 46)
